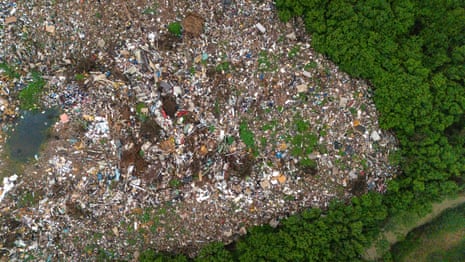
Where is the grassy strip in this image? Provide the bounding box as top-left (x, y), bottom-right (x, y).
top-left (427, 239), bottom-right (465, 262)
top-left (390, 202), bottom-right (465, 261)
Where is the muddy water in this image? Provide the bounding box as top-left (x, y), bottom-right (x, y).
top-left (6, 108), bottom-right (59, 162)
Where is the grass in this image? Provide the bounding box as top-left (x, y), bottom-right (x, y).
top-left (135, 102), bottom-right (148, 122)
top-left (239, 121), bottom-right (255, 149)
top-left (427, 239), bottom-right (465, 262)
top-left (216, 61), bottom-right (231, 73)
top-left (257, 50), bottom-right (278, 72)
top-left (0, 152), bottom-right (24, 181)
top-left (17, 191), bottom-right (41, 208)
top-left (142, 3), bottom-right (159, 15)
top-left (96, 248), bottom-right (115, 262)
top-left (288, 45), bottom-right (300, 59)
top-left (225, 136), bottom-right (234, 145)
top-left (287, 116), bottom-right (318, 168)
top-left (19, 71), bottom-right (46, 110)
top-left (75, 73), bottom-right (86, 81)
top-left (169, 178), bottom-right (181, 188)
top-left (0, 62), bottom-right (20, 79)
top-left (390, 203), bottom-right (465, 261)
top-left (349, 107), bottom-right (357, 116)
top-left (304, 61), bottom-right (318, 71)
top-left (167, 21), bottom-right (182, 37)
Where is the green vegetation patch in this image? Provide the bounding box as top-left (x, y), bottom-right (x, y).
top-left (167, 21), bottom-right (182, 37)
top-left (215, 61), bottom-right (231, 73)
top-left (287, 116), bottom-right (318, 169)
top-left (17, 190), bottom-right (42, 208)
top-left (136, 102), bottom-right (149, 122)
top-left (19, 71), bottom-right (46, 110)
top-left (239, 121), bottom-right (255, 149)
top-left (257, 50), bottom-right (278, 72)
top-left (0, 62), bottom-right (20, 79)
top-left (427, 239), bottom-right (465, 262)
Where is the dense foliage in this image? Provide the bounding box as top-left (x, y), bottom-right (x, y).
top-left (141, 1), bottom-right (465, 261)
top-left (236, 193), bottom-right (386, 261)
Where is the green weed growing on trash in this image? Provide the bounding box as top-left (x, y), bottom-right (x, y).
top-left (19, 71), bottom-right (46, 110)
top-left (142, 3), bottom-right (159, 15)
top-left (96, 248), bottom-right (115, 261)
top-left (17, 191), bottom-right (42, 208)
top-left (136, 102), bottom-right (148, 122)
top-left (75, 73), bottom-right (86, 81)
top-left (287, 116), bottom-right (318, 169)
top-left (288, 45), bottom-right (300, 59)
top-left (167, 21), bottom-right (182, 37)
top-left (0, 62), bottom-right (20, 79)
top-left (257, 50), bottom-right (278, 72)
top-left (169, 178), bottom-right (181, 188)
top-left (216, 61), bottom-right (231, 73)
top-left (239, 121), bottom-right (255, 149)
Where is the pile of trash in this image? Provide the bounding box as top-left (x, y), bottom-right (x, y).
top-left (0, 0), bottom-right (398, 260)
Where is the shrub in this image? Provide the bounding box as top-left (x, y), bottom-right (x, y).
top-left (168, 21), bottom-right (182, 37)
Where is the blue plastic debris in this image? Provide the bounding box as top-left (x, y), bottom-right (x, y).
top-left (97, 172), bottom-right (103, 182)
top-left (114, 168), bottom-right (121, 181)
top-left (202, 53), bottom-right (208, 61)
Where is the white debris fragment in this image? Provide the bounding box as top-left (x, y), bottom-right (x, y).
top-left (255, 23), bottom-right (266, 33)
top-left (302, 70), bottom-right (312, 78)
top-left (196, 187), bottom-right (211, 203)
top-left (0, 174), bottom-right (18, 202)
top-left (85, 116), bottom-right (110, 142)
top-left (286, 32), bottom-right (296, 40)
top-left (371, 130), bottom-right (381, 141)
top-left (173, 85), bottom-right (183, 96)
top-left (339, 97), bottom-right (348, 108)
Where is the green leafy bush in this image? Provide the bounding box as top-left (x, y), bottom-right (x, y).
top-left (139, 249), bottom-right (188, 262)
top-left (136, 102), bottom-right (148, 122)
top-left (287, 117), bottom-right (318, 169)
top-left (168, 21), bottom-right (182, 37)
top-left (239, 122), bottom-right (255, 149)
top-left (195, 242), bottom-right (233, 262)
